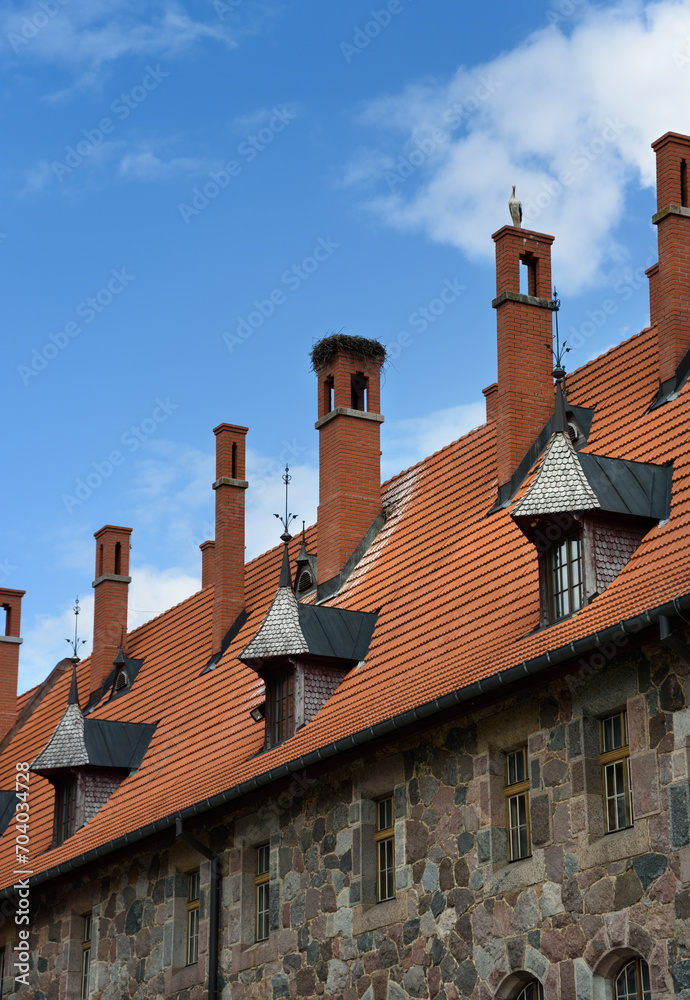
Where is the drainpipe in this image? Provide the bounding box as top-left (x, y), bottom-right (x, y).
top-left (176, 818), bottom-right (219, 1000)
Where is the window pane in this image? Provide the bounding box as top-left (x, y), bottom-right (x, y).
top-left (508, 793), bottom-right (529, 860)
top-left (377, 836), bottom-right (394, 901)
top-left (256, 882), bottom-right (270, 940)
top-left (257, 844), bottom-right (270, 876)
top-left (187, 908), bottom-right (199, 965)
top-left (507, 750), bottom-right (524, 785)
top-left (377, 797), bottom-right (393, 831)
top-left (616, 960), bottom-right (650, 1000)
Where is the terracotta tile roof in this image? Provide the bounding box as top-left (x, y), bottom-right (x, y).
top-left (1, 323), bottom-right (689, 890)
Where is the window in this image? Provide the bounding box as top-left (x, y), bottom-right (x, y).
top-left (255, 844), bottom-right (270, 941)
top-left (615, 959), bottom-right (651, 1000)
top-left (186, 872), bottom-right (200, 965)
top-left (516, 981), bottom-right (543, 1000)
top-left (81, 914), bottom-right (91, 1000)
top-left (56, 777), bottom-right (77, 845)
top-left (600, 710), bottom-right (632, 832)
top-left (505, 748), bottom-right (530, 861)
top-left (548, 535), bottom-right (583, 621)
top-left (272, 673), bottom-right (294, 746)
top-left (374, 797), bottom-right (394, 901)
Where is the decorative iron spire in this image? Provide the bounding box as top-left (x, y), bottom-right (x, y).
top-left (549, 287), bottom-right (570, 383)
top-left (66, 596), bottom-right (86, 661)
top-left (68, 661), bottom-right (80, 705)
top-left (274, 465), bottom-right (298, 542)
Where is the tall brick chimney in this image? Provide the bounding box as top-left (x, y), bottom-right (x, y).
top-left (91, 525), bottom-right (131, 692)
top-left (200, 540), bottom-right (216, 589)
top-left (0, 589), bottom-right (24, 738)
top-left (313, 336), bottom-right (385, 587)
top-left (651, 131), bottom-right (690, 387)
top-left (212, 424), bottom-right (248, 655)
top-left (492, 225), bottom-right (556, 486)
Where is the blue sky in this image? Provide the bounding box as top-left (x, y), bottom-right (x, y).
top-left (3, 0), bottom-right (690, 691)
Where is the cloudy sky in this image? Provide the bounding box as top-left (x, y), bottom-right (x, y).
top-left (3, 0), bottom-right (689, 690)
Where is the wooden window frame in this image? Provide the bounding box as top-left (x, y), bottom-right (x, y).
top-left (374, 796), bottom-right (395, 902)
top-left (516, 980), bottom-right (544, 1000)
top-left (254, 844), bottom-right (270, 942)
top-left (81, 913), bottom-right (92, 1000)
top-left (547, 533), bottom-right (583, 622)
top-left (505, 747), bottom-right (531, 861)
top-left (186, 872), bottom-right (200, 966)
top-left (56, 777), bottom-right (77, 846)
top-left (271, 672), bottom-right (294, 747)
top-left (615, 958), bottom-right (651, 1000)
top-left (599, 710), bottom-right (633, 833)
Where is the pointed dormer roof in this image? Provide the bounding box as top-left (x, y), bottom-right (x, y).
top-left (31, 667), bottom-right (88, 772)
top-left (512, 429), bottom-right (600, 518)
top-left (512, 383), bottom-right (672, 522)
top-left (31, 662), bottom-right (156, 774)
top-left (240, 542), bottom-right (378, 666)
top-left (241, 543), bottom-right (309, 661)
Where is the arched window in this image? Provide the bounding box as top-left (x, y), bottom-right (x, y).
top-left (615, 959), bottom-right (651, 1000)
top-left (516, 982), bottom-right (543, 1000)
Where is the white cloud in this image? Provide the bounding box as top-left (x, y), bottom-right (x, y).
top-left (345, 0), bottom-right (690, 293)
top-left (0, 0), bottom-right (234, 94)
top-left (381, 402), bottom-right (485, 480)
top-left (118, 150), bottom-right (221, 182)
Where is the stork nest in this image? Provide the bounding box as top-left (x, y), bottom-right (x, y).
top-left (310, 332), bottom-right (387, 371)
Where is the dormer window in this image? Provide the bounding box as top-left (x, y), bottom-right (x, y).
top-left (272, 672), bottom-right (294, 746)
top-left (56, 776), bottom-right (77, 845)
top-left (548, 534), bottom-right (583, 621)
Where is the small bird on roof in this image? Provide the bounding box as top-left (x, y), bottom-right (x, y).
top-left (509, 185), bottom-right (522, 228)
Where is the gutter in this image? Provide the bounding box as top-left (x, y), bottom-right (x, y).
top-left (7, 588), bottom-right (690, 899)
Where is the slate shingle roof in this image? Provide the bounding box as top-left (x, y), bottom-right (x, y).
top-left (512, 431), bottom-right (600, 516)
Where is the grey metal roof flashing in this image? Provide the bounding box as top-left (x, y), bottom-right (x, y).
top-left (0, 791), bottom-right (18, 838)
top-left (648, 339), bottom-right (690, 410)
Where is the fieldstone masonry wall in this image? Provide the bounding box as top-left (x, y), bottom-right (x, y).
top-left (16, 641), bottom-right (690, 1000)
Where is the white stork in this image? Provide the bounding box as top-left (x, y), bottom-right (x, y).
top-left (509, 185), bottom-right (522, 228)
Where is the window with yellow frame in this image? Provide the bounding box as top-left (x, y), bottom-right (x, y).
top-left (374, 797), bottom-right (394, 901)
top-left (505, 748), bottom-right (531, 861)
top-left (255, 844), bottom-right (270, 941)
top-left (186, 871), bottom-right (200, 965)
top-left (81, 914), bottom-right (91, 1000)
top-left (600, 710), bottom-right (632, 832)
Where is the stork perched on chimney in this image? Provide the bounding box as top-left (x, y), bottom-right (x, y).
top-left (509, 185), bottom-right (522, 228)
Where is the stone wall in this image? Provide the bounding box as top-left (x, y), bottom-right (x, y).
top-left (15, 640), bottom-right (690, 1000)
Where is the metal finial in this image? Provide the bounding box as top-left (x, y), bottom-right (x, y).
top-left (66, 596), bottom-right (87, 660)
top-left (274, 465), bottom-right (298, 541)
top-left (548, 287), bottom-right (570, 383)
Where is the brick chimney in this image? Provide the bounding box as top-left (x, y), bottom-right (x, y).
top-left (0, 589), bottom-right (24, 738)
top-left (313, 337), bottom-right (385, 587)
top-left (91, 525), bottom-right (131, 692)
top-left (492, 225), bottom-right (556, 486)
top-left (212, 424), bottom-right (248, 655)
top-left (651, 131), bottom-right (690, 387)
top-left (200, 540), bottom-right (215, 589)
